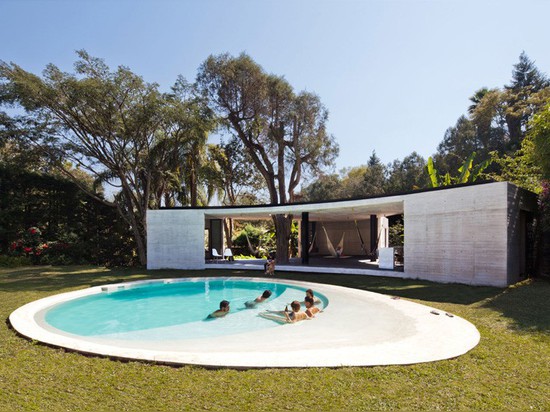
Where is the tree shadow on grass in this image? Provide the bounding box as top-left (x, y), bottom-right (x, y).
top-left (1, 266), bottom-right (506, 306)
top-left (0, 266), bottom-right (227, 294)
top-left (277, 272), bottom-right (504, 305)
top-left (480, 278), bottom-right (550, 333)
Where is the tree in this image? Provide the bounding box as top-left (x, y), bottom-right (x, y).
top-left (435, 53), bottom-right (550, 177)
top-left (0, 51), bottom-right (213, 265)
top-left (434, 115), bottom-right (478, 174)
top-left (206, 136), bottom-right (264, 246)
top-left (301, 173), bottom-right (341, 202)
top-left (524, 101), bottom-right (550, 180)
top-left (426, 152), bottom-right (491, 187)
top-left (386, 151), bottom-right (428, 193)
top-left (197, 53), bottom-right (338, 263)
top-left (362, 151), bottom-right (387, 195)
top-left (504, 52), bottom-right (550, 150)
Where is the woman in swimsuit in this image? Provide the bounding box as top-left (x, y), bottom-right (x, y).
top-left (304, 296), bottom-right (321, 318)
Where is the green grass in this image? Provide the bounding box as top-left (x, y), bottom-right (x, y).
top-left (1, 266), bottom-right (549, 411)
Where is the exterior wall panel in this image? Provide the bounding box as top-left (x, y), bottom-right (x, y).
top-left (404, 183), bottom-right (508, 286)
top-left (147, 210), bottom-right (205, 270)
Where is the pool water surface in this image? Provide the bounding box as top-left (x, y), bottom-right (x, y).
top-left (44, 279), bottom-right (328, 340)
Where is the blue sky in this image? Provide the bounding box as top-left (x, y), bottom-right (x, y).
top-left (1, 0), bottom-right (549, 171)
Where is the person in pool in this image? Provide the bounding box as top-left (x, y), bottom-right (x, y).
top-left (245, 290), bottom-right (272, 308)
top-left (208, 300), bottom-right (230, 318)
top-left (305, 288), bottom-right (322, 305)
top-left (304, 296), bottom-right (321, 318)
top-left (260, 300), bottom-right (308, 323)
top-left (284, 300), bottom-right (308, 323)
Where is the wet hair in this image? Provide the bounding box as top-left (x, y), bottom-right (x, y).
top-left (305, 289), bottom-right (314, 298)
top-left (305, 296), bottom-right (315, 306)
top-left (220, 300), bottom-right (230, 309)
top-left (262, 290), bottom-right (272, 299)
top-left (290, 300), bottom-right (301, 312)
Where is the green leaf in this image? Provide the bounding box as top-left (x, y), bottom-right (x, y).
top-left (426, 157), bottom-right (439, 187)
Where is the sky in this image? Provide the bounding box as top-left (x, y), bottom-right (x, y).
top-left (1, 0), bottom-right (549, 172)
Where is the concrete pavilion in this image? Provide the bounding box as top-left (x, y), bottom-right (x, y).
top-left (147, 181), bottom-right (537, 287)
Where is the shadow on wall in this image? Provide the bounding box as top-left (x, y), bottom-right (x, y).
top-left (481, 278), bottom-right (550, 333)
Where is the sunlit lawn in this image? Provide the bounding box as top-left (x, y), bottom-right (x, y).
top-left (1, 266), bottom-right (549, 411)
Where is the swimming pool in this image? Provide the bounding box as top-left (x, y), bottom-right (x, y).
top-left (44, 279), bottom-right (328, 340)
top-left (9, 277), bottom-right (480, 368)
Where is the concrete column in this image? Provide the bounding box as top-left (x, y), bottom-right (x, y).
top-left (370, 214), bottom-right (378, 261)
top-left (209, 219), bottom-right (223, 256)
top-left (301, 212), bottom-right (309, 264)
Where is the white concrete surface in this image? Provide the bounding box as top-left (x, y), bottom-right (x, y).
top-left (147, 182), bottom-right (537, 287)
top-left (378, 247), bottom-right (395, 270)
top-left (10, 277), bottom-right (480, 369)
top-left (147, 210), bottom-right (205, 270)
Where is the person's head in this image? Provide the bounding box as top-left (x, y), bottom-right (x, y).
top-left (304, 296), bottom-right (315, 308)
top-left (290, 300), bottom-right (301, 312)
top-left (305, 289), bottom-right (314, 299)
top-left (262, 290), bottom-right (272, 299)
top-left (220, 300), bottom-right (230, 311)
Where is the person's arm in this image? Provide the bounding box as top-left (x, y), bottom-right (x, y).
top-left (284, 311), bottom-right (293, 323)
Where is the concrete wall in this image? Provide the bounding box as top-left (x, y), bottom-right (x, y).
top-left (147, 209), bottom-right (206, 270)
top-left (403, 182), bottom-right (536, 287)
top-left (146, 182), bottom-right (537, 287)
top-left (315, 220), bottom-right (370, 256)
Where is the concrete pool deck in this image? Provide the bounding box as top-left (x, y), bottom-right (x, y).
top-left (9, 277), bottom-right (480, 369)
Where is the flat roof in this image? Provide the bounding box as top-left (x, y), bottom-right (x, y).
top-left (155, 181), bottom-right (503, 221)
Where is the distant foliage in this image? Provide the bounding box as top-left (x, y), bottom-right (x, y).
top-left (0, 166), bottom-right (136, 266)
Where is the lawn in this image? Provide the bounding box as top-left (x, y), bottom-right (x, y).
top-left (1, 266), bottom-right (549, 411)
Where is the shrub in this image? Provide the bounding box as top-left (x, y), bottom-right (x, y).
top-left (0, 255), bottom-right (32, 267)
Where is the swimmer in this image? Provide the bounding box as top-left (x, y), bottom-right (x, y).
top-left (208, 300), bottom-right (230, 318)
top-left (305, 289), bottom-right (322, 305)
top-left (245, 290), bottom-right (272, 308)
top-left (260, 300), bottom-right (308, 323)
top-left (304, 296), bottom-right (321, 318)
top-left (284, 300), bottom-right (308, 323)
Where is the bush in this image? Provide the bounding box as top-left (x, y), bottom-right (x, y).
top-left (0, 255), bottom-right (32, 267)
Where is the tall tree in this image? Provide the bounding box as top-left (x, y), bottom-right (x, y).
top-left (301, 173), bottom-right (341, 202)
top-left (504, 52), bottom-right (550, 150)
top-left (206, 137), bottom-right (263, 246)
top-left (386, 151), bottom-right (428, 193)
top-left (197, 53), bottom-right (338, 262)
top-left (0, 51), bottom-right (212, 264)
top-left (434, 115), bottom-right (478, 174)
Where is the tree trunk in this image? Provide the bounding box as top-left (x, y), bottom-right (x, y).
top-left (273, 214), bottom-right (292, 264)
top-left (223, 218), bottom-right (233, 248)
top-left (133, 223), bottom-right (147, 266)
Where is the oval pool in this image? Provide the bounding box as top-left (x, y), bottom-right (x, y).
top-left (44, 278), bottom-right (328, 340)
top-left (9, 277), bottom-right (480, 368)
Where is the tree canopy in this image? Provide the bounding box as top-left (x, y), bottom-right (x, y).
top-left (197, 53), bottom-right (339, 262)
top-left (0, 51), bottom-right (215, 264)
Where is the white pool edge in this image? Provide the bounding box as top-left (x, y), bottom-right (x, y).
top-left (9, 277), bottom-right (480, 368)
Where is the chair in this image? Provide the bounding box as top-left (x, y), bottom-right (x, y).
top-left (211, 248), bottom-right (223, 261)
top-left (223, 248), bottom-right (233, 261)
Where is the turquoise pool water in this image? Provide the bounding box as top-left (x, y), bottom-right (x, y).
top-left (45, 279), bottom-right (328, 340)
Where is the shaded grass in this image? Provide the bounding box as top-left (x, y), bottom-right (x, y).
top-left (1, 266), bottom-right (549, 411)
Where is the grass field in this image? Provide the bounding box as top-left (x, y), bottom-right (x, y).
top-left (1, 266), bottom-right (549, 411)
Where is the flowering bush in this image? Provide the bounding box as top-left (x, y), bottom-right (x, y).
top-left (8, 227), bottom-right (70, 264)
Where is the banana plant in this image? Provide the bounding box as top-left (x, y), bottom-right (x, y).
top-left (426, 152), bottom-right (492, 187)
